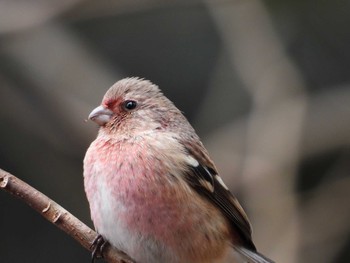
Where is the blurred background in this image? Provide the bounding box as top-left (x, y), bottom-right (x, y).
top-left (0, 0), bottom-right (349, 262)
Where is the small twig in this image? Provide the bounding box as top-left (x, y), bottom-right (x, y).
top-left (0, 168), bottom-right (134, 263)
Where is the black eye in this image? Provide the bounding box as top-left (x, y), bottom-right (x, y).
top-left (123, 100), bottom-right (137, 110)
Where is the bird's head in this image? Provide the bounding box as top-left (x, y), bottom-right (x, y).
top-left (88, 77), bottom-right (181, 134)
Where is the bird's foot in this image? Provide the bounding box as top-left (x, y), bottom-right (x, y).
top-left (91, 234), bottom-right (108, 263)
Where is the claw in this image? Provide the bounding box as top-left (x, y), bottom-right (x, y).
top-left (91, 234), bottom-right (108, 263)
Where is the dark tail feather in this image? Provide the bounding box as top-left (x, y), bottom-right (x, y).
top-left (234, 246), bottom-right (275, 263)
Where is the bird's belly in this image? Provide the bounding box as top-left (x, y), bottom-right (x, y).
top-left (91, 178), bottom-right (185, 263)
top-left (87, 174), bottom-right (231, 263)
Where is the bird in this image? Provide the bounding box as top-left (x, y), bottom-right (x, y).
top-left (83, 77), bottom-right (274, 263)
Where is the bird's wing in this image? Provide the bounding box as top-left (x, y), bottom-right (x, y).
top-left (182, 142), bottom-right (256, 251)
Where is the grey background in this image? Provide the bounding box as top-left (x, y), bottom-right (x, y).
top-left (1, 1), bottom-right (349, 262)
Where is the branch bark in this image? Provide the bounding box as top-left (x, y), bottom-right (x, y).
top-left (0, 168), bottom-right (134, 263)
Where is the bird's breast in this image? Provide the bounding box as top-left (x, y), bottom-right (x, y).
top-left (83, 136), bottom-right (231, 262)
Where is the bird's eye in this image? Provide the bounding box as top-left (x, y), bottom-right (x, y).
top-left (123, 100), bottom-right (137, 110)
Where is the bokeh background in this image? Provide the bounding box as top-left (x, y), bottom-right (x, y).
top-left (1, 1), bottom-right (350, 262)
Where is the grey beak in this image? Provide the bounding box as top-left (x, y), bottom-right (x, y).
top-left (88, 105), bottom-right (113, 126)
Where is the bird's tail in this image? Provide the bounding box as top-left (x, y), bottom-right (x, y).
top-left (234, 246), bottom-right (275, 263)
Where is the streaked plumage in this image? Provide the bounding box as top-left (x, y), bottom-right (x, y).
top-left (84, 77), bottom-right (274, 263)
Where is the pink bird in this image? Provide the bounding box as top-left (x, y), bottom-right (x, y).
top-left (84, 78), bottom-right (274, 263)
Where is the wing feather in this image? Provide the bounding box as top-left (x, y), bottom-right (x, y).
top-left (183, 144), bottom-right (256, 251)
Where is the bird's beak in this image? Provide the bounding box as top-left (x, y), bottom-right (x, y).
top-left (88, 105), bottom-right (113, 126)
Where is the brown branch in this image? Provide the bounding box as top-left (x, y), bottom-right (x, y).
top-left (0, 168), bottom-right (134, 263)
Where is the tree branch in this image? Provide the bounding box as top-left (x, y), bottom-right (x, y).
top-left (0, 168), bottom-right (134, 263)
